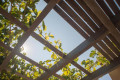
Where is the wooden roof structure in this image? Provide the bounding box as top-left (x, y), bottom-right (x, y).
top-left (0, 0), bottom-right (120, 80)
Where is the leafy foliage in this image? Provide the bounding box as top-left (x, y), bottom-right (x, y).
top-left (0, 0), bottom-right (111, 80)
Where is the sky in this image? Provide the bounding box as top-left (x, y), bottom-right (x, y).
top-left (22, 0), bottom-right (112, 80)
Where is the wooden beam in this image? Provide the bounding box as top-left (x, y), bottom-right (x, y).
top-left (115, 0), bottom-right (120, 6)
top-left (96, 0), bottom-right (113, 17)
top-left (105, 0), bottom-right (119, 14)
top-left (0, 0), bottom-right (59, 71)
top-left (65, 0), bottom-right (118, 60)
top-left (83, 0), bottom-right (120, 44)
top-left (96, 0), bottom-right (120, 31)
top-left (66, 0), bottom-right (99, 32)
top-left (0, 41), bottom-right (65, 80)
top-left (6, 68), bottom-right (33, 80)
top-left (45, 0), bottom-right (112, 61)
top-left (82, 56), bottom-right (120, 80)
top-left (58, 0), bottom-right (93, 35)
top-left (36, 27), bottom-right (108, 80)
top-left (76, 0), bottom-right (120, 58)
top-left (15, 72), bottom-right (33, 80)
top-left (0, 7), bottom-right (90, 75)
top-left (109, 66), bottom-right (120, 80)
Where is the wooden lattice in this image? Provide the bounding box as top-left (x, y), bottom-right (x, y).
top-left (0, 0), bottom-right (120, 80)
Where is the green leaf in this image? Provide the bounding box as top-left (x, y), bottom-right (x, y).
top-left (37, 10), bottom-right (42, 17)
top-left (46, 60), bottom-right (51, 63)
top-left (89, 50), bottom-right (96, 58)
top-left (29, 17), bottom-right (32, 26)
top-left (43, 47), bottom-right (47, 50)
top-left (74, 57), bottom-right (79, 62)
top-left (49, 34), bottom-right (54, 38)
top-left (45, 33), bottom-right (49, 40)
top-left (59, 43), bottom-right (62, 49)
top-left (0, 15), bottom-right (3, 20)
top-left (42, 21), bottom-right (47, 31)
top-left (81, 60), bottom-right (86, 65)
top-left (34, 71), bottom-right (39, 77)
top-left (55, 45), bottom-right (58, 49)
top-left (51, 52), bottom-right (57, 59)
top-left (47, 47), bottom-right (52, 52)
top-left (20, 2), bottom-right (25, 9)
top-left (54, 40), bottom-right (57, 44)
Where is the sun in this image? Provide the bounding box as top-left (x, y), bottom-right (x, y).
top-left (21, 44), bottom-right (29, 54)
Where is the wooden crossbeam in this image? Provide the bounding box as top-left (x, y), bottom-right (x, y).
top-left (116, 0), bottom-right (120, 6)
top-left (76, 0), bottom-right (120, 58)
top-left (36, 27), bottom-right (108, 80)
top-left (96, 0), bottom-right (120, 31)
top-left (0, 41), bottom-right (65, 80)
top-left (0, 0), bottom-right (59, 71)
top-left (82, 56), bottom-right (120, 80)
top-left (83, 0), bottom-right (120, 44)
top-left (66, 0), bottom-right (120, 58)
top-left (105, 0), bottom-right (119, 14)
top-left (66, 0), bottom-right (99, 32)
top-left (45, 0), bottom-right (112, 61)
top-left (6, 68), bottom-right (33, 80)
top-left (15, 72), bottom-right (33, 80)
top-left (7, 68), bottom-right (33, 80)
top-left (0, 7), bottom-right (89, 75)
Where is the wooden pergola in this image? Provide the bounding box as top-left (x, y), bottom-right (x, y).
top-left (0, 0), bottom-right (120, 80)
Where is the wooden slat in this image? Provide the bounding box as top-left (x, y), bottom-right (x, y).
top-left (58, 1), bottom-right (93, 35)
top-left (46, 0), bottom-right (113, 72)
top-left (116, 21), bottom-right (120, 32)
top-left (76, 0), bottom-right (120, 55)
top-left (0, 0), bottom-right (59, 71)
top-left (111, 11), bottom-right (120, 24)
top-left (77, 0), bottom-right (120, 34)
top-left (84, 0), bottom-right (120, 44)
top-left (53, 74), bottom-right (66, 80)
top-left (15, 73), bottom-right (33, 80)
top-left (66, 0), bottom-right (99, 32)
top-left (108, 34), bottom-right (120, 50)
top-left (53, 6), bottom-right (88, 38)
top-left (76, 0), bottom-right (103, 26)
top-left (96, 1), bottom-right (120, 32)
top-left (116, 0), bottom-right (120, 6)
top-left (65, 0), bottom-right (118, 59)
top-left (36, 27), bottom-right (108, 80)
top-left (0, 41), bottom-right (65, 80)
top-left (110, 12), bottom-right (120, 32)
top-left (0, 7), bottom-right (89, 75)
top-left (71, 0), bottom-right (116, 60)
top-left (82, 56), bottom-right (120, 80)
top-left (98, 41), bottom-right (116, 59)
top-left (103, 37), bottom-right (120, 56)
top-left (105, 0), bottom-right (119, 14)
top-left (6, 68), bottom-right (33, 80)
top-left (96, 0), bottom-right (114, 17)
top-left (44, 0), bottom-right (112, 61)
top-left (94, 44), bottom-right (112, 60)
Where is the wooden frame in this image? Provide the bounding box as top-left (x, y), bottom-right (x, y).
top-left (0, 0), bottom-right (120, 80)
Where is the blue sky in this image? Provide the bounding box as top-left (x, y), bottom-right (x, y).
top-left (22, 0), bottom-right (112, 80)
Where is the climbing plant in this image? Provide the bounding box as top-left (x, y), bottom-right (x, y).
top-left (0, 0), bottom-right (110, 80)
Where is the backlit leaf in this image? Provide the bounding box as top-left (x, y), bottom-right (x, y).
top-left (51, 52), bottom-right (57, 59)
